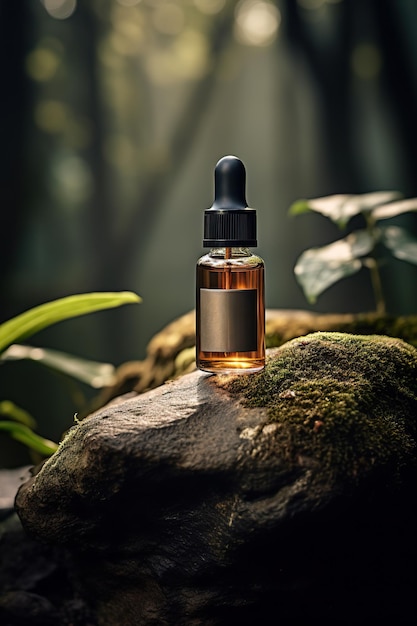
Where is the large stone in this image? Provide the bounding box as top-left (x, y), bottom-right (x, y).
top-left (15, 333), bottom-right (417, 625)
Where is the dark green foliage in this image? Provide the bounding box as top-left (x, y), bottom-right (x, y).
top-left (289, 193), bottom-right (417, 311)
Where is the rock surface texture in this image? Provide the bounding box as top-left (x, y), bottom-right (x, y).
top-left (15, 333), bottom-right (417, 625)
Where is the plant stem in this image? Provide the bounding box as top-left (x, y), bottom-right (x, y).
top-left (367, 257), bottom-right (386, 316)
top-left (364, 214), bottom-right (386, 315)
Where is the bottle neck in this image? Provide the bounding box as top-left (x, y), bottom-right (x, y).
top-left (208, 247), bottom-right (252, 258)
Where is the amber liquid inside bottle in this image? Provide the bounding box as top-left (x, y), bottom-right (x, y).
top-left (196, 247), bottom-right (265, 374)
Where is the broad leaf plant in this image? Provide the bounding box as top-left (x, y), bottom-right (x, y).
top-left (290, 192), bottom-right (417, 314)
top-left (0, 292), bottom-right (141, 458)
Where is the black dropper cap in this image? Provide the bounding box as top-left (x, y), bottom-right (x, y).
top-left (203, 155), bottom-right (257, 248)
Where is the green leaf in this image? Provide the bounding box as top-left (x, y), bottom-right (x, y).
top-left (294, 230), bottom-right (373, 303)
top-left (382, 226), bottom-right (417, 264)
top-left (0, 400), bottom-right (37, 429)
top-left (372, 198), bottom-right (417, 221)
top-left (0, 291), bottom-right (141, 355)
top-left (290, 191), bottom-right (401, 228)
top-left (1, 345), bottom-right (116, 388)
top-left (295, 253), bottom-right (362, 304)
top-left (0, 420), bottom-right (58, 456)
top-left (288, 199), bottom-right (317, 216)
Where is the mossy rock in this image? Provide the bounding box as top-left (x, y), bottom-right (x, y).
top-left (219, 331), bottom-right (417, 492)
top-left (16, 332), bottom-right (417, 625)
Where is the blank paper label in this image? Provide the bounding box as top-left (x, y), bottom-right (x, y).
top-left (200, 288), bottom-right (257, 352)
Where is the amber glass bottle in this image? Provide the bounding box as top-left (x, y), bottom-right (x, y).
top-left (196, 156), bottom-right (265, 374)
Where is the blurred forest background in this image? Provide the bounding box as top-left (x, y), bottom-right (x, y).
top-left (1, 0), bottom-right (417, 465)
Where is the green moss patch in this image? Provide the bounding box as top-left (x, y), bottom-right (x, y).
top-left (221, 332), bottom-right (417, 488)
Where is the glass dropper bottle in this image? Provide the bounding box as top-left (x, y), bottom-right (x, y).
top-left (196, 155), bottom-right (265, 374)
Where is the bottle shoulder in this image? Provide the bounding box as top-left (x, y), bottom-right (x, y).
top-left (197, 250), bottom-right (264, 269)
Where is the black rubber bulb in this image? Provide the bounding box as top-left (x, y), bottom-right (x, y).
top-left (211, 155), bottom-right (248, 211)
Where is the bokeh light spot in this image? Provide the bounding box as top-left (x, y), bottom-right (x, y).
top-left (234, 0), bottom-right (281, 47)
top-left (42, 0), bottom-right (77, 20)
top-left (26, 47), bottom-right (60, 82)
